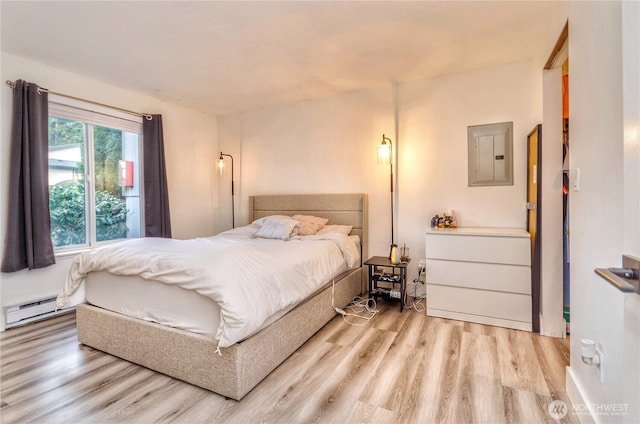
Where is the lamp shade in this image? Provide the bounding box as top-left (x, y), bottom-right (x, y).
top-left (217, 156), bottom-right (225, 175)
top-left (378, 135), bottom-right (392, 165)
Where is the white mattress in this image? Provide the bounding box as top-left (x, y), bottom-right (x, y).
top-left (83, 234), bottom-right (361, 340)
top-left (85, 271), bottom-right (288, 338)
top-left (86, 272), bottom-right (219, 337)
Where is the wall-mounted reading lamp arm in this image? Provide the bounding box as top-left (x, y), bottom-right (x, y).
top-left (379, 134), bottom-right (394, 244)
top-left (218, 152), bottom-right (235, 228)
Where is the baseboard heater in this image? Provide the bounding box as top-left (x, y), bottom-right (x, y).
top-left (5, 296), bottom-right (73, 329)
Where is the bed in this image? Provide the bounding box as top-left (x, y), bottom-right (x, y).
top-left (64, 193), bottom-right (368, 400)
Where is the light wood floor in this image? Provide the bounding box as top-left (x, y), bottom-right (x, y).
top-left (1, 302), bottom-right (577, 424)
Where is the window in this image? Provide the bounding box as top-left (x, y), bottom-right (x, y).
top-left (48, 100), bottom-right (143, 250)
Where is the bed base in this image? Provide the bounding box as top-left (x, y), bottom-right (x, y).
top-left (77, 267), bottom-right (361, 400)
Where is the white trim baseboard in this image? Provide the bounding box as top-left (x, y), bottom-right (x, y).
top-left (566, 366), bottom-right (597, 424)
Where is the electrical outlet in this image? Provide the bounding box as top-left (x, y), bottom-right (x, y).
top-left (418, 259), bottom-right (426, 273)
top-left (406, 282), bottom-right (426, 298)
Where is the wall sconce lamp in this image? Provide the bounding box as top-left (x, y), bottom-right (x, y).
top-left (378, 134), bottom-right (392, 166)
top-left (378, 134), bottom-right (395, 252)
top-left (217, 152), bottom-right (235, 228)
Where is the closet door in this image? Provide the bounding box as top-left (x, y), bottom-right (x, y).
top-left (527, 124), bottom-right (542, 333)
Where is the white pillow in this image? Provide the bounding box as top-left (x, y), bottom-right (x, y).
top-left (316, 224), bottom-right (353, 235)
top-left (254, 217), bottom-right (299, 240)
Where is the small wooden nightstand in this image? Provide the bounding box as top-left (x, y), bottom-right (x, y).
top-left (364, 256), bottom-right (408, 312)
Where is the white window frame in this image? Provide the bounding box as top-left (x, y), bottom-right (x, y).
top-left (48, 95), bottom-right (144, 254)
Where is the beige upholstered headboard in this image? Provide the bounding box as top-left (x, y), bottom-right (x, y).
top-left (249, 193), bottom-right (368, 265)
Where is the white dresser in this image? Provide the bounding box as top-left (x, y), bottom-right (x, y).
top-left (425, 227), bottom-right (532, 331)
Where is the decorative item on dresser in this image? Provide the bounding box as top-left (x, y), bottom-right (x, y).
top-left (425, 227), bottom-right (532, 331)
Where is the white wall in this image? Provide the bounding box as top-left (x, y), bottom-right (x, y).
top-left (398, 61), bottom-right (540, 275)
top-left (217, 85), bottom-right (394, 250)
top-left (621, 1), bottom-right (640, 419)
top-left (566, 2), bottom-right (640, 423)
top-left (541, 66), bottom-right (565, 338)
top-left (622, 0), bottom-right (640, 256)
top-left (217, 60), bottom-right (542, 284)
top-left (0, 53), bottom-right (218, 329)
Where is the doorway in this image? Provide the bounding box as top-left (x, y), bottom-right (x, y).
top-left (562, 59), bottom-right (570, 334)
top-left (539, 20), bottom-right (569, 337)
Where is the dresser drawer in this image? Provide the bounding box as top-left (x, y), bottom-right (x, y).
top-left (426, 259), bottom-right (531, 294)
top-left (425, 232), bottom-right (530, 266)
top-left (427, 284), bottom-right (532, 324)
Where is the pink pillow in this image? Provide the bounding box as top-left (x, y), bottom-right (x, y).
top-left (292, 214), bottom-right (329, 236)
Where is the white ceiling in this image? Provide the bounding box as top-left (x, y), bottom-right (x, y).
top-left (1, 1), bottom-right (567, 116)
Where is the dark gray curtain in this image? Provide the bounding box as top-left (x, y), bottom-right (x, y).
top-left (143, 114), bottom-right (172, 238)
top-left (1, 80), bottom-right (56, 272)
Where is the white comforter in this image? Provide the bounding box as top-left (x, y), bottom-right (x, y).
top-left (57, 228), bottom-right (360, 348)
